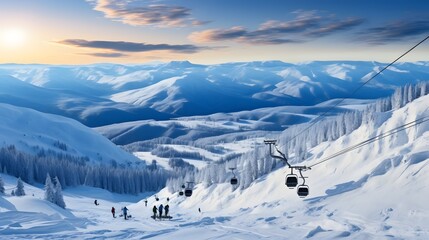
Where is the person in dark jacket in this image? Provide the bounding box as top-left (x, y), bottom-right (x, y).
top-left (158, 204), bottom-right (163, 219)
top-left (164, 204), bottom-right (169, 217)
top-left (152, 205), bottom-right (158, 219)
top-left (122, 206), bottom-right (128, 220)
top-left (111, 207), bottom-right (116, 218)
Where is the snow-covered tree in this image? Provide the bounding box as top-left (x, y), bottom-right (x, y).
top-left (44, 173), bottom-right (55, 203)
top-left (54, 176), bottom-right (66, 209)
top-left (15, 177), bottom-right (25, 196)
top-left (0, 176), bottom-right (5, 194)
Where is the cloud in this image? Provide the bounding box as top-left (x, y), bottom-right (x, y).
top-left (307, 18), bottom-right (365, 37)
top-left (81, 52), bottom-right (128, 58)
top-left (358, 20), bottom-right (429, 44)
top-left (88, 0), bottom-right (207, 27)
top-left (189, 11), bottom-right (364, 45)
top-left (189, 27), bottom-right (247, 42)
top-left (58, 39), bottom-right (207, 53)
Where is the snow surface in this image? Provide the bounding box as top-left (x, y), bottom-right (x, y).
top-left (0, 103), bottom-right (142, 166)
top-left (1, 91), bottom-right (429, 239)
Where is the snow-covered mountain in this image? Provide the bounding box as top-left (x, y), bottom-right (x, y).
top-left (96, 98), bottom-right (371, 145)
top-left (1, 77), bottom-right (428, 239)
top-left (2, 61), bottom-right (428, 124)
top-left (0, 103), bottom-right (141, 166)
top-left (0, 103), bottom-right (173, 195)
top-left (0, 75), bottom-right (171, 127)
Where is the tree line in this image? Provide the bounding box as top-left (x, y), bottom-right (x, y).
top-left (0, 145), bottom-right (169, 194)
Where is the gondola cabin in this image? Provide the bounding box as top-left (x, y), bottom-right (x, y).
top-left (184, 189), bottom-right (193, 197)
top-left (230, 177), bottom-right (238, 185)
top-left (285, 174), bottom-right (298, 188)
top-left (297, 185), bottom-right (309, 197)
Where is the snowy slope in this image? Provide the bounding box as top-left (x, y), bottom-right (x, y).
top-left (163, 91), bottom-right (429, 238)
top-left (1, 85), bottom-right (428, 239)
top-left (0, 103), bottom-right (141, 166)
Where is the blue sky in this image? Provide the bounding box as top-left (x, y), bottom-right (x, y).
top-left (0, 0), bottom-right (428, 64)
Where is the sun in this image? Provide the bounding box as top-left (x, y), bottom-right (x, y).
top-left (1, 28), bottom-right (26, 48)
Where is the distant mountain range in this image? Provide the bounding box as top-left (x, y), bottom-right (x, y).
top-left (1, 61), bottom-right (428, 129)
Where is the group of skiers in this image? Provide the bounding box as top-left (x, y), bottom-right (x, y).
top-left (94, 199), bottom-right (172, 220)
top-left (152, 204), bottom-right (169, 219)
top-left (110, 206), bottom-right (130, 219)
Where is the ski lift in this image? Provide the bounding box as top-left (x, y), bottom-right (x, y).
top-left (185, 182), bottom-right (194, 197)
top-left (296, 169), bottom-right (309, 198)
top-left (285, 169), bottom-right (298, 189)
top-left (229, 167), bottom-right (238, 185)
top-left (264, 140), bottom-right (311, 199)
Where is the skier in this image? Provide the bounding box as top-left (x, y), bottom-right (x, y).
top-left (152, 205), bottom-right (157, 219)
top-left (164, 204), bottom-right (169, 217)
top-left (122, 206), bottom-right (128, 220)
top-left (111, 207), bottom-right (116, 218)
top-left (94, 199), bottom-right (99, 206)
top-left (198, 208), bottom-right (201, 213)
top-left (158, 204), bottom-right (163, 219)
top-left (144, 199), bottom-right (148, 207)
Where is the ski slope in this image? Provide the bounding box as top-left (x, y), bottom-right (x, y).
top-left (0, 103), bottom-right (142, 166)
top-left (1, 88), bottom-right (428, 239)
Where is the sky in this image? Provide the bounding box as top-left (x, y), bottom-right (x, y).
top-left (0, 0), bottom-right (428, 65)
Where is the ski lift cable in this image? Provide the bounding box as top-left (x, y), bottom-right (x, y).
top-left (310, 116), bottom-right (429, 164)
top-left (308, 115), bottom-right (429, 168)
top-left (278, 35), bottom-right (429, 150)
top-left (309, 116), bottom-right (429, 168)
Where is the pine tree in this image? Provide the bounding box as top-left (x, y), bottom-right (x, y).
top-left (44, 173), bottom-right (55, 203)
top-left (0, 176), bottom-right (5, 194)
top-left (15, 177), bottom-right (25, 196)
top-left (54, 176), bottom-right (66, 209)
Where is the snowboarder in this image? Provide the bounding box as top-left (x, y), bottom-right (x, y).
top-left (144, 199), bottom-right (148, 207)
top-left (111, 207), bottom-right (116, 218)
top-left (152, 205), bottom-right (157, 219)
top-left (122, 206), bottom-right (128, 220)
top-left (164, 204), bottom-right (169, 217)
top-left (94, 200), bottom-right (99, 206)
top-left (158, 204), bottom-right (163, 219)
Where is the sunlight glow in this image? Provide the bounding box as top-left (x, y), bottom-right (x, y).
top-left (1, 28), bottom-right (26, 48)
